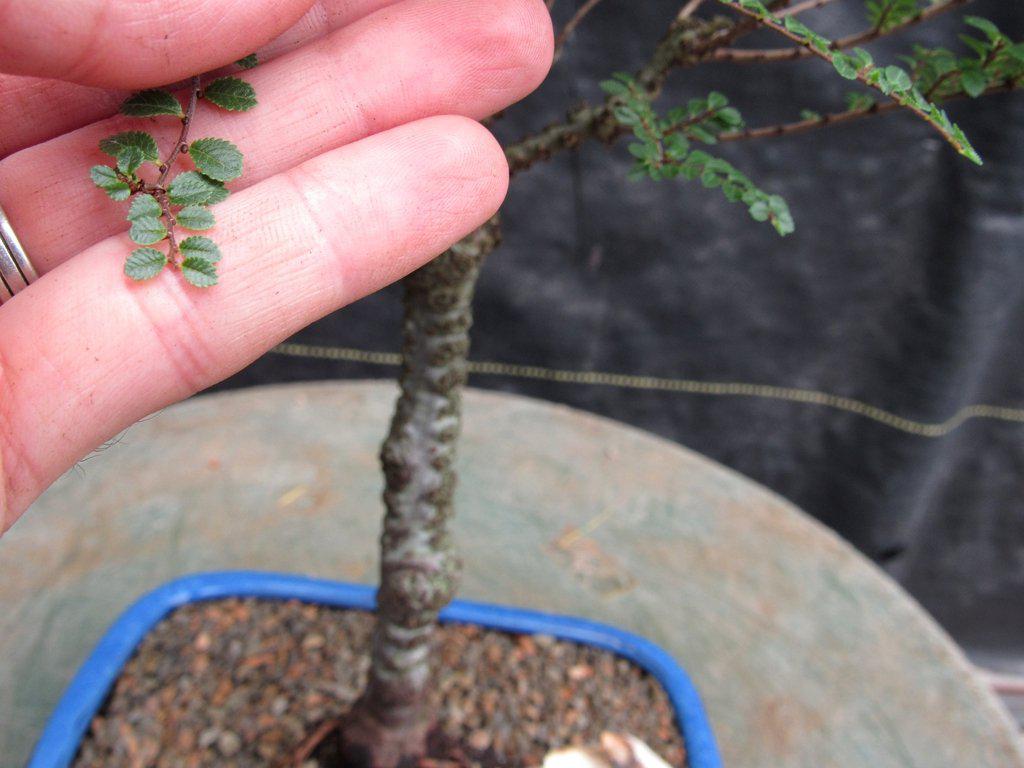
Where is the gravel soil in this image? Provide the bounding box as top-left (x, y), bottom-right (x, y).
top-left (73, 598), bottom-right (686, 767)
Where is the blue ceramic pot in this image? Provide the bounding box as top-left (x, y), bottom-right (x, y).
top-left (29, 571), bottom-right (722, 768)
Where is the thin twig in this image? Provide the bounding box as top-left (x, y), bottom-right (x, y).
top-left (554, 0), bottom-right (605, 59)
top-left (505, 2), bottom-right (793, 173)
top-left (155, 191), bottom-right (180, 265)
top-left (677, 0), bottom-right (706, 20)
top-left (156, 75), bottom-right (201, 187)
top-left (712, 0), bottom-right (971, 63)
top-left (777, 0), bottom-right (836, 18)
top-left (719, 80), bottom-right (1018, 143)
top-left (720, 0), bottom-right (976, 154)
top-left (290, 718), bottom-right (343, 766)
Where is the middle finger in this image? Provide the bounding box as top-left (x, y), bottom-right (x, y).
top-left (0, 0), bottom-right (552, 274)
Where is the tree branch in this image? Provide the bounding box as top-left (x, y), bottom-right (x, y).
top-left (719, 79), bottom-right (1019, 144)
top-left (712, 0), bottom-right (971, 63)
top-left (717, 0), bottom-right (978, 158)
top-left (506, 13), bottom-right (750, 173)
top-left (778, 0), bottom-right (836, 19)
top-left (554, 0), bottom-right (606, 60)
top-left (156, 75), bottom-right (201, 187)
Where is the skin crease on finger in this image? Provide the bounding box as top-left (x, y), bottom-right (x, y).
top-left (0, 0), bottom-right (317, 88)
top-left (0, 0), bottom-right (406, 156)
top-left (0, 0), bottom-right (555, 273)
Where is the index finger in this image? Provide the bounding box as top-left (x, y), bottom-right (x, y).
top-left (0, 0), bottom-right (318, 88)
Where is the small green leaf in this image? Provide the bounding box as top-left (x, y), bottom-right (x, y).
top-left (236, 53), bottom-right (258, 70)
top-left (121, 89), bottom-right (184, 118)
top-left (116, 146), bottom-right (146, 175)
top-left (176, 206), bottom-right (215, 231)
top-left (129, 216), bottom-right (168, 245)
top-left (127, 194), bottom-right (162, 221)
top-left (99, 131), bottom-right (159, 163)
top-left (125, 248), bottom-right (167, 281)
top-left (963, 16), bottom-right (1001, 44)
top-left (90, 165), bottom-right (131, 200)
top-left (167, 171), bottom-right (229, 206)
top-left (179, 235), bottom-right (222, 263)
top-left (799, 109), bottom-right (822, 121)
top-left (202, 77), bottom-right (257, 111)
top-left (960, 67), bottom-right (988, 97)
top-left (831, 54), bottom-right (859, 80)
top-left (181, 256), bottom-right (218, 287)
top-left (883, 65), bottom-right (912, 93)
top-left (188, 137), bottom-right (243, 182)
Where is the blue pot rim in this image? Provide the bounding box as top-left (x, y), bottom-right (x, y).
top-left (29, 570), bottom-right (722, 768)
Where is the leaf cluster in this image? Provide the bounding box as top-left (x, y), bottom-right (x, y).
top-left (718, 0), bottom-right (982, 164)
top-left (89, 66), bottom-right (258, 286)
top-left (865, 0), bottom-right (924, 34)
top-left (602, 74), bottom-right (794, 236)
top-left (901, 16), bottom-right (1024, 100)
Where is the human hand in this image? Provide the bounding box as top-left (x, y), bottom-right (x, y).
top-left (0, 0), bottom-right (553, 529)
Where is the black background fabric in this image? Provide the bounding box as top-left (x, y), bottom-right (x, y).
top-left (218, 1), bottom-right (1024, 663)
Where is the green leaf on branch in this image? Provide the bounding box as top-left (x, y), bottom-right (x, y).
top-left (90, 165), bottom-right (131, 200)
top-left (845, 91), bottom-right (876, 111)
top-left (188, 137), bottom-right (243, 181)
top-left (960, 66), bottom-right (988, 97)
top-left (865, 0), bottom-right (919, 33)
top-left (176, 206), bottom-right (215, 231)
top-left (236, 53), bottom-right (258, 70)
top-left (167, 171), bottom-right (229, 206)
top-left (120, 89), bottom-right (184, 118)
top-left (128, 216), bottom-right (168, 245)
top-left (181, 256), bottom-right (219, 287)
top-left (127, 194), bottom-right (162, 221)
top-left (116, 146), bottom-right (146, 175)
top-left (714, 0), bottom-right (985, 164)
top-left (202, 77), bottom-right (257, 111)
top-left (125, 248), bottom-right (167, 281)
top-left (179, 235), bottom-right (222, 263)
top-left (605, 74), bottom-right (792, 235)
top-left (99, 131), bottom-right (160, 164)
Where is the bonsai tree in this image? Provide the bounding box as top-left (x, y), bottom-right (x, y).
top-left (89, 1), bottom-right (1021, 765)
top-left (339, 2), bottom-right (1021, 766)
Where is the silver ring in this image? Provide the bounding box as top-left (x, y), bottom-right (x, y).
top-left (0, 202), bottom-right (37, 305)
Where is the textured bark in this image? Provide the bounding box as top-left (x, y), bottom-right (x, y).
top-left (339, 219), bottom-right (501, 768)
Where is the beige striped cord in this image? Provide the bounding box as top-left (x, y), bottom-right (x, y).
top-left (271, 342), bottom-right (1024, 438)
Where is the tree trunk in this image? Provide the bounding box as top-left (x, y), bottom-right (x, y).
top-left (339, 218), bottom-right (501, 768)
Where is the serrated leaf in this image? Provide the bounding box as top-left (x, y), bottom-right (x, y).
top-left (99, 131), bottom-right (159, 163)
top-left (129, 216), bottom-right (168, 245)
top-left (167, 171), bottom-right (229, 205)
top-left (236, 53), bottom-right (258, 70)
top-left (127, 194), bottom-right (162, 221)
top-left (202, 77), bottom-right (257, 111)
top-left (181, 256), bottom-right (218, 287)
top-left (125, 248), bottom-right (167, 281)
top-left (188, 137), bottom-right (243, 181)
top-left (121, 89), bottom-right (184, 118)
top-left (179, 235), bottom-right (222, 263)
top-left (90, 165), bottom-right (131, 200)
top-left (176, 206), bottom-right (215, 231)
top-left (116, 145), bottom-right (146, 175)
